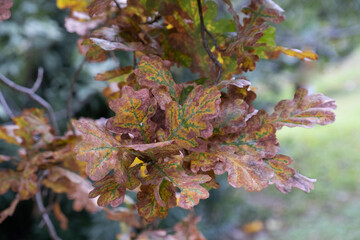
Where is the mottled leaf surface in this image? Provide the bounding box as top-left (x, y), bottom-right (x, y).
top-left (135, 55), bottom-right (181, 102)
top-left (107, 86), bottom-right (157, 142)
top-left (160, 86), bottom-right (221, 151)
top-left (269, 88), bottom-right (337, 129)
top-left (0, 0), bottom-right (13, 22)
top-left (74, 119), bottom-right (120, 181)
top-left (89, 175), bottom-right (126, 207)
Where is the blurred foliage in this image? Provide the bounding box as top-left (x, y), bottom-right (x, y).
top-left (0, 0), bottom-right (359, 239)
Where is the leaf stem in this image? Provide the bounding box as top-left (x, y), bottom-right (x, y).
top-left (67, 57), bottom-right (86, 135)
top-left (196, 0), bottom-right (222, 84)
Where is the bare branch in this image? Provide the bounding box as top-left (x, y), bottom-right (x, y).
top-left (31, 68), bottom-right (44, 92)
top-left (113, 0), bottom-right (121, 12)
top-left (35, 191), bottom-right (62, 240)
top-left (196, 0), bottom-right (222, 84)
top-left (67, 58), bottom-right (86, 135)
top-left (0, 90), bottom-right (15, 120)
top-left (0, 72), bottom-right (59, 135)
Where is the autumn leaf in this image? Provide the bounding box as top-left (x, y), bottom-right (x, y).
top-left (0, 0), bottom-right (13, 22)
top-left (144, 156), bottom-right (211, 209)
top-left (0, 194), bottom-right (20, 223)
top-left (269, 88), bottom-right (337, 129)
top-left (135, 55), bottom-right (181, 103)
top-left (266, 155), bottom-right (316, 193)
top-left (106, 86), bottom-right (157, 143)
top-left (185, 151), bottom-right (225, 175)
top-left (89, 175), bottom-right (126, 207)
top-left (216, 147), bottom-right (273, 191)
top-left (136, 180), bottom-right (176, 223)
top-left (87, 0), bottom-right (112, 17)
top-left (56, 0), bottom-right (90, 11)
top-left (173, 214), bottom-right (206, 240)
top-left (73, 119), bottom-right (120, 181)
top-left (0, 169), bottom-right (19, 195)
top-left (221, 110), bottom-right (278, 159)
top-left (159, 85), bottom-right (221, 151)
top-left (94, 66), bottom-right (133, 82)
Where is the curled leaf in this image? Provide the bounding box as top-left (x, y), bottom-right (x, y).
top-left (269, 88), bottom-right (337, 129)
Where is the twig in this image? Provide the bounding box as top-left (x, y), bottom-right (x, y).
top-left (67, 58), bottom-right (86, 135)
top-left (133, 51), bottom-right (137, 68)
top-left (35, 191), bottom-right (62, 240)
top-left (204, 28), bottom-right (220, 51)
top-left (0, 71), bottom-right (59, 135)
top-left (31, 68), bottom-right (44, 92)
top-left (113, 0), bottom-right (121, 12)
top-left (0, 90), bottom-right (15, 120)
top-left (196, 0), bottom-right (222, 84)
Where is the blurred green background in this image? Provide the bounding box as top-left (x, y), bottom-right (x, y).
top-left (1, 0), bottom-right (360, 239)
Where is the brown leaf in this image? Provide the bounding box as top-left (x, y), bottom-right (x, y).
top-left (0, 194), bottom-right (20, 223)
top-left (53, 202), bottom-right (68, 230)
top-left (87, 0), bottom-right (112, 17)
top-left (269, 88), bottom-right (337, 129)
top-left (173, 214), bottom-right (206, 240)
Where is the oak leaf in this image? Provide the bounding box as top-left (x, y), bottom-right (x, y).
top-left (106, 86), bottom-right (157, 143)
top-left (159, 85), bottom-right (221, 151)
top-left (73, 119), bottom-right (120, 181)
top-left (0, 0), bottom-right (13, 22)
top-left (269, 88), bottom-right (337, 129)
top-left (89, 175), bottom-right (126, 207)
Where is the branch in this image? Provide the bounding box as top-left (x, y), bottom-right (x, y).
top-left (35, 191), bottom-right (62, 240)
top-left (67, 58), bottom-right (86, 135)
top-left (0, 71), bottom-right (59, 135)
top-left (31, 68), bottom-right (44, 92)
top-left (0, 90), bottom-right (15, 120)
top-left (196, 0), bottom-right (222, 84)
top-left (113, 0), bottom-right (121, 12)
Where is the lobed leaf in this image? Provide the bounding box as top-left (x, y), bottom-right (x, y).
top-left (136, 180), bottom-right (176, 223)
top-left (266, 155), bottom-right (316, 193)
top-left (269, 88), bottom-right (337, 129)
top-left (94, 66), bottom-right (133, 82)
top-left (144, 156), bottom-right (211, 210)
top-left (160, 85), bottom-right (221, 151)
top-left (73, 119), bottom-right (120, 181)
top-left (135, 55), bottom-right (181, 102)
top-left (106, 86), bottom-right (157, 143)
top-left (89, 175), bottom-right (126, 207)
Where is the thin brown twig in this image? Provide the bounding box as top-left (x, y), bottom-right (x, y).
top-left (67, 58), bottom-right (86, 135)
top-left (113, 0), bottom-right (121, 12)
top-left (0, 90), bottom-right (15, 120)
top-left (196, 0), bottom-right (222, 84)
top-left (133, 51), bottom-right (137, 68)
top-left (0, 71), bottom-right (59, 135)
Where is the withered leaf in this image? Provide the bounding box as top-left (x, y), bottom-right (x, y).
top-left (216, 147), bottom-right (273, 191)
top-left (73, 119), bottom-right (120, 181)
top-left (106, 86), bottom-right (157, 143)
top-left (94, 66), bottom-right (133, 82)
top-left (89, 175), bottom-right (126, 207)
top-left (0, 194), bottom-right (20, 223)
top-left (87, 0), bottom-right (112, 17)
top-left (221, 110), bottom-right (278, 159)
top-left (173, 214), bottom-right (206, 240)
top-left (145, 156), bottom-right (211, 209)
top-left (135, 55), bottom-right (181, 102)
top-left (136, 180), bottom-right (176, 223)
top-left (160, 86), bottom-right (221, 151)
top-left (266, 155), bottom-right (316, 193)
top-left (269, 88), bottom-right (337, 129)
